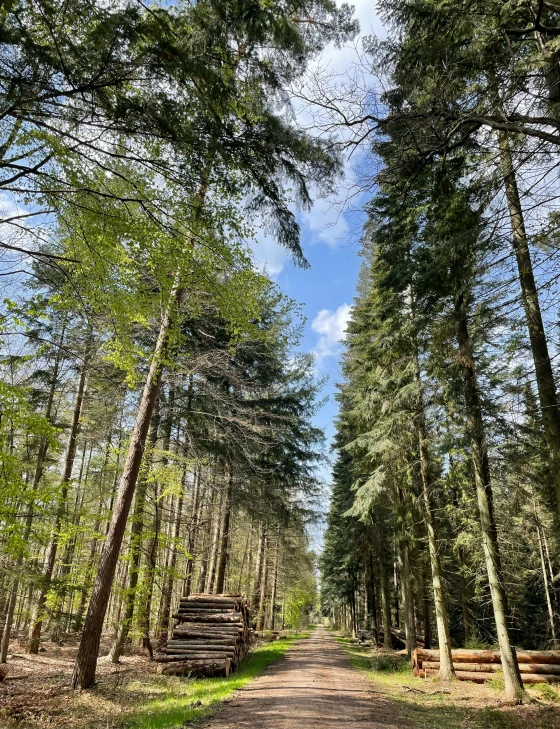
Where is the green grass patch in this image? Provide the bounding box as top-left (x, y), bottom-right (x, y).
top-left (125, 632), bottom-right (310, 729)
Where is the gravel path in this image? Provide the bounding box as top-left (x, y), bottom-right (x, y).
top-left (200, 625), bottom-right (398, 728)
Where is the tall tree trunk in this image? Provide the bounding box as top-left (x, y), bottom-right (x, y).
top-left (269, 529), bottom-right (280, 630)
top-left (396, 486), bottom-right (417, 658)
top-left (499, 133), bottom-right (560, 520)
top-left (137, 480), bottom-right (161, 661)
top-left (412, 321), bottom-right (455, 678)
top-left (108, 407), bottom-right (160, 663)
top-left (215, 467), bottom-right (233, 594)
top-left (29, 344), bottom-right (90, 654)
top-left (534, 501), bottom-right (557, 644)
top-left (184, 469), bottom-right (202, 598)
top-left (251, 525), bottom-right (266, 618)
top-left (196, 487), bottom-right (213, 595)
top-left (71, 286), bottom-right (181, 687)
top-left (393, 551), bottom-right (399, 628)
top-left (456, 293), bottom-right (526, 701)
top-left (398, 533), bottom-right (417, 658)
top-left (237, 516), bottom-right (253, 594)
top-left (256, 535), bottom-right (269, 632)
top-left (206, 486), bottom-right (223, 594)
top-left (375, 518), bottom-right (392, 650)
top-left (367, 549), bottom-right (379, 639)
top-left (1, 503), bottom-right (33, 662)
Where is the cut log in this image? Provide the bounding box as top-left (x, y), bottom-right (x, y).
top-left (423, 661), bottom-right (560, 674)
top-left (414, 648), bottom-right (560, 665)
top-left (424, 668), bottom-right (560, 684)
top-left (172, 613), bottom-right (243, 623)
top-left (158, 659), bottom-right (231, 677)
top-left (169, 636), bottom-right (237, 645)
top-left (159, 651), bottom-right (234, 659)
top-left (167, 641), bottom-right (237, 650)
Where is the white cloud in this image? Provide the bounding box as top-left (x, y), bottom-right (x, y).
top-left (300, 196), bottom-right (350, 248)
top-left (312, 303), bottom-right (351, 363)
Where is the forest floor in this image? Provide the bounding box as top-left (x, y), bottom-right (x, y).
top-left (337, 631), bottom-right (560, 729)
top-left (0, 631), bottom-right (307, 729)
top-left (4, 627), bottom-right (560, 729)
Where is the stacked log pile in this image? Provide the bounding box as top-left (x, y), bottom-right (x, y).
top-left (154, 593), bottom-right (251, 677)
top-left (413, 648), bottom-right (560, 684)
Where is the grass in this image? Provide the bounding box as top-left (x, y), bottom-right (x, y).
top-left (124, 631), bottom-right (310, 729)
top-left (336, 637), bottom-right (560, 729)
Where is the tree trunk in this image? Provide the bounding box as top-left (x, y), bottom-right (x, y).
top-left (375, 519), bottom-right (392, 650)
top-left (137, 480), bottom-right (161, 661)
top-left (215, 468), bottom-right (233, 595)
top-left (411, 325), bottom-right (455, 678)
top-left (269, 529), bottom-right (280, 630)
top-left (29, 345), bottom-right (90, 654)
top-left (456, 293), bottom-right (526, 701)
top-left (251, 525), bottom-right (266, 618)
top-left (395, 485), bottom-right (417, 657)
top-left (184, 469), bottom-right (202, 598)
top-left (535, 501), bottom-right (557, 644)
top-left (71, 297), bottom-right (175, 687)
top-left (257, 535), bottom-right (269, 632)
top-left (108, 407), bottom-right (159, 663)
top-left (398, 533), bottom-right (417, 659)
top-left (71, 145), bottom-right (215, 687)
top-left (499, 133), bottom-right (560, 521)
top-left (206, 487), bottom-right (223, 594)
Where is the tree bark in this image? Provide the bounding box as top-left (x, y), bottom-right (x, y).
top-left (269, 528), bottom-right (280, 630)
top-left (499, 133), bottom-right (560, 521)
top-left (184, 469), bottom-right (202, 598)
top-left (455, 293), bottom-right (526, 701)
top-left (251, 525), bottom-right (266, 618)
top-left (108, 407), bottom-right (159, 663)
top-left (215, 467), bottom-right (233, 595)
top-left (71, 144), bottom-right (215, 687)
top-left (206, 486), bottom-right (223, 594)
top-left (375, 518), bottom-right (392, 650)
top-left (257, 535), bottom-right (269, 632)
top-left (535, 501), bottom-right (557, 644)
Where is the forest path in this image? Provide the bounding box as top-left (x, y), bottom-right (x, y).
top-left (199, 625), bottom-right (398, 728)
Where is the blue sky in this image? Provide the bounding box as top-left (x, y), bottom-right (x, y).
top-left (251, 2), bottom-right (384, 537)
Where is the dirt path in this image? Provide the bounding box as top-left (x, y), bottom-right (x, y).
top-left (200, 625), bottom-right (398, 728)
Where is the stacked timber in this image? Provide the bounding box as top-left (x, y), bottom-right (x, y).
top-left (154, 593), bottom-right (251, 677)
top-left (413, 648), bottom-right (560, 684)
